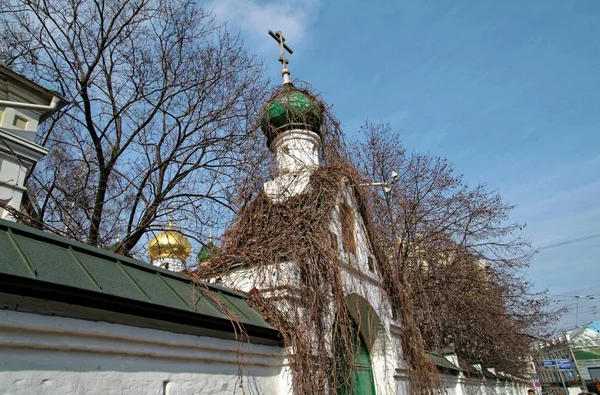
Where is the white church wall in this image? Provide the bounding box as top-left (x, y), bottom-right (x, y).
top-left (210, 181), bottom-right (410, 394)
top-left (438, 372), bottom-right (530, 395)
top-left (334, 184), bottom-right (408, 394)
top-left (269, 129), bottom-right (321, 175)
top-left (439, 373), bottom-right (463, 395)
top-left (0, 309), bottom-right (289, 395)
top-left (390, 325), bottom-right (411, 394)
top-left (263, 129), bottom-right (322, 202)
top-left (215, 261), bottom-right (298, 295)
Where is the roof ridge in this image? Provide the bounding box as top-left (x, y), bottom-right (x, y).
top-left (0, 218), bottom-right (247, 299)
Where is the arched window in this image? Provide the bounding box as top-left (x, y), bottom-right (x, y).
top-left (339, 201), bottom-right (357, 256)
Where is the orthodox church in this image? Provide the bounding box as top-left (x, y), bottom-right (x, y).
top-left (0, 34), bottom-right (530, 394)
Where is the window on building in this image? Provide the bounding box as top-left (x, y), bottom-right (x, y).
top-left (339, 201), bottom-right (357, 256)
top-left (330, 231), bottom-right (339, 252)
top-left (589, 367), bottom-right (600, 382)
top-left (13, 115), bottom-right (28, 129)
top-left (367, 257), bottom-right (375, 272)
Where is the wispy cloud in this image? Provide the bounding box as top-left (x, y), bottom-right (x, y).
top-left (207, 0), bottom-right (321, 54)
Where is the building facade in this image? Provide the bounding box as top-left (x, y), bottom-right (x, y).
top-left (0, 65), bottom-right (67, 220)
top-left (533, 322), bottom-right (600, 394)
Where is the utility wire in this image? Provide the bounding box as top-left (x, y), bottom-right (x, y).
top-left (552, 286), bottom-right (600, 296)
top-left (549, 295), bottom-right (600, 300)
top-left (538, 233), bottom-right (600, 251)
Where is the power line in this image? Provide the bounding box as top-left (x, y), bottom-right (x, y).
top-left (552, 286), bottom-right (600, 296)
top-left (538, 233), bottom-right (600, 251)
top-left (550, 295), bottom-right (600, 300)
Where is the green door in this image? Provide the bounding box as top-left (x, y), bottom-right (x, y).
top-left (337, 325), bottom-right (376, 395)
top-left (354, 334), bottom-right (376, 394)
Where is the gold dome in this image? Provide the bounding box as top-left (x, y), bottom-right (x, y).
top-left (147, 218), bottom-right (192, 260)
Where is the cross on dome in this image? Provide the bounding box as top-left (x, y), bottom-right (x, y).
top-left (268, 30), bottom-right (293, 85)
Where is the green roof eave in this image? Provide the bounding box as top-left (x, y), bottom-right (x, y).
top-left (0, 218), bottom-right (279, 343)
top-left (425, 351), bottom-right (461, 372)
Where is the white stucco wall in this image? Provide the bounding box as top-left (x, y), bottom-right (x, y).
top-left (439, 372), bottom-right (530, 395)
top-left (336, 184), bottom-right (408, 394)
top-left (0, 309), bottom-right (289, 395)
top-left (264, 129), bottom-right (322, 202)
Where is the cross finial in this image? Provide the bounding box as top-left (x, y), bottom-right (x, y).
top-left (268, 30), bottom-right (293, 85)
top-left (116, 218), bottom-right (122, 243)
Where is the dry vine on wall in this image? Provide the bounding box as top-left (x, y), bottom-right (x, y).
top-left (188, 83), bottom-right (444, 394)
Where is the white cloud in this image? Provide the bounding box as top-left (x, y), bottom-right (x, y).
top-left (207, 0), bottom-right (320, 54)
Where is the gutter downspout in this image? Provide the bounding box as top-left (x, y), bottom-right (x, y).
top-left (0, 96), bottom-right (60, 112)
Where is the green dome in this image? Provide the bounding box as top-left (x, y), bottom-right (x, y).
top-left (197, 242), bottom-right (218, 264)
top-left (260, 86), bottom-right (324, 147)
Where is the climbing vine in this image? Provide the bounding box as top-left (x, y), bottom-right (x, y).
top-left (188, 83), bottom-right (443, 394)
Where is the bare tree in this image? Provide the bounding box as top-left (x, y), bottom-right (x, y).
top-left (351, 121), bottom-right (557, 377)
top-left (2, 0), bottom-right (269, 255)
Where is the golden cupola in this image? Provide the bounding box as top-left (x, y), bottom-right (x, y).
top-left (147, 218), bottom-right (192, 262)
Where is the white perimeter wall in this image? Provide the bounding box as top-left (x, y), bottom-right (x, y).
top-left (440, 372), bottom-right (531, 395)
top-left (0, 310), bottom-right (290, 395)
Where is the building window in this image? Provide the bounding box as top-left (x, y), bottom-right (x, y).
top-left (330, 231), bottom-right (339, 252)
top-left (367, 256), bottom-right (375, 272)
top-left (339, 201), bottom-right (357, 256)
top-left (13, 115), bottom-right (28, 129)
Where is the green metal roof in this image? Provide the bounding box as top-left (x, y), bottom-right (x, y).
top-left (425, 351), bottom-right (461, 372)
top-left (0, 219), bottom-right (279, 342)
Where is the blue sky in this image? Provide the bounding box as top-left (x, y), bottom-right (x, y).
top-left (210, 0), bottom-right (600, 329)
